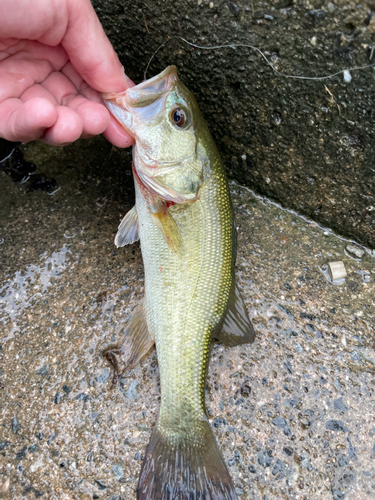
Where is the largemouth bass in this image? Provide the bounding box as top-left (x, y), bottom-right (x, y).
top-left (103, 66), bottom-right (255, 500)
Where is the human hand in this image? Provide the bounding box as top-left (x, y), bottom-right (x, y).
top-left (0, 0), bottom-right (134, 147)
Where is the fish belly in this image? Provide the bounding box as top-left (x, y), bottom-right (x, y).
top-left (135, 168), bottom-right (233, 435)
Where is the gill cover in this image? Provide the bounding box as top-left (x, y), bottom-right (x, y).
top-left (103, 66), bottom-right (207, 205)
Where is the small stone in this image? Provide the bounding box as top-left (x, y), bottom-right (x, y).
top-left (300, 418), bottom-right (310, 429)
top-left (326, 419), bottom-right (349, 432)
top-left (338, 455), bottom-right (349, 467)
top-left (272, 458), bottom-right (286, 477)
top-left (343, 70), bottom-right (352, 83)
top-left (310, 36), bottom-right (317, 46)
top-left (239, 381), bottom-right (251, 396)
top-left (257, 449), bottom-right (273, 468)
top-left (334, 397), bottom-right (348, 413)
top-left (47, 431), bottom-right (58, 445)
top-left (15, 446), bottom-right (28, 460)
top-left (284, 361), bottom-right (292, 374)
top-left (213, 418), bottom-right (225, 428)
top-left (36, 365), bottom-right (49, 378)
top-left (328, 261), bottom-right (347, 281)
top-left (272, 417), bottom-right (287, 429)
top-left (96, 367), bottom-right (110, 384)
top-left (125, 380), bottom-right (139, 399)
top-left (294, 343), bottom-right (303, 353)
top-left (0, 478), bottom-right (10, 495)
top-left (75, 393), bottom-right (90, 402)
top-left (228, 2), bottom-right (240, 15)
top-left (94, 479), bottom-right (108, 490)
top-left (11, 416), bottom-right (21, 434)
top-left (346, 245), bottom-right (364, 259)
top-left (112, 464), bottom-right (124, 480)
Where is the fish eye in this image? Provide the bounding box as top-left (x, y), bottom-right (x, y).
top-left (170, 108), bottom-right (189, 128)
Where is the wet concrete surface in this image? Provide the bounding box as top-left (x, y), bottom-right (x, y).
top-left (1, 139), bottom-right (375, 499)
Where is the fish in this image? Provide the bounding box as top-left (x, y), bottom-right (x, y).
top-left (102, 66), bottom-right (255, 500)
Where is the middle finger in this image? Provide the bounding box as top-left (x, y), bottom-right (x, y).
top-left (42, 71), bottom-right (109, 138)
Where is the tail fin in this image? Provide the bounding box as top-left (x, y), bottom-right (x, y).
top-left (137, 420), bottom-right (238, 500)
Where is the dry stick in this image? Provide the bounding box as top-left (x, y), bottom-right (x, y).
top-left (144, 36), bottom-right (375, 82)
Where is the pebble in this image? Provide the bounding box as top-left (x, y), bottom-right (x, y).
top-left (11, 416), bottom-right (21, 434)
top-left (112, 464), bottom-right (124, 480)
top-left (346, 244), bottom-right (364, 259)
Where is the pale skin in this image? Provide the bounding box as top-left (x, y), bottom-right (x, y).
top-left (0, 0), bottom-right (134, 147)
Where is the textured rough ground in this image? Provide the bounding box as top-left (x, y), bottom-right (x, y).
top-left (0, 139), bottom-right (374, 499)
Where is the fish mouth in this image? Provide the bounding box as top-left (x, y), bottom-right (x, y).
top-left (125, 66), bottom-right (178, 107)
top-left (102, 66), bottom-right (179, 137)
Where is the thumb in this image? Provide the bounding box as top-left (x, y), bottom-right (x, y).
top-left (63, 0), bottom-right (133, 93)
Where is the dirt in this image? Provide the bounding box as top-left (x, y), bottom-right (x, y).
top-left (1, 138), bottom-right (374, 499)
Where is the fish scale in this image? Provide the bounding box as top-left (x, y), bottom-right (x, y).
top-left (136, 161), bottom-right (234, 433)
top-left (103, 66), bottom-right (255, 499)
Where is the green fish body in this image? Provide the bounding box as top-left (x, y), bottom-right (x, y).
top-left (103, 67), bottom-right (255, 500)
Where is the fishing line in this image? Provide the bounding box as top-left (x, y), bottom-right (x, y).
top-left (144, 35), bottom-right (375, 82)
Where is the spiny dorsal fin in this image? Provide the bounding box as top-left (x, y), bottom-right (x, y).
top-left (103, 303), bottom-right (154, 384)
top-left (115, 206), bottom-right (139, 248)
top-left (214, 282), bottom-right (255, 347)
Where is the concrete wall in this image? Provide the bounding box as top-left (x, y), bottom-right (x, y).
top-left (93, 0), bottom-right (375, 247)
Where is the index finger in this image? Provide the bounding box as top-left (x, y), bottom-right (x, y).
top-left (63, 0), bottom-right (132, 94)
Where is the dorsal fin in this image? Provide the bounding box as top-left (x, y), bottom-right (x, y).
top-left (115, 206), bottom-right (139, 248)
top-left (214, 282), bottom-right (256, 346)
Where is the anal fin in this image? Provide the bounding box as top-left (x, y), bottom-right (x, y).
top-left (214, 282), bottom-right (256, 347)
top-left (103, 303), bottom-right (154, 385)
top-left (115, 206), bottom-right (139, 248)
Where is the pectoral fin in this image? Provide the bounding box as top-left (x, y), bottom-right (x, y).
top-left (115, 206), bottom-right (139, 248)
top-left (150, 209), bottom-right (182, 253)
top-left (103, 303), bottom-right (154, 385)
top-left (133, 165), bottom-right (182, 253)
top-left (213, 283), bottom-right (256, 347)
